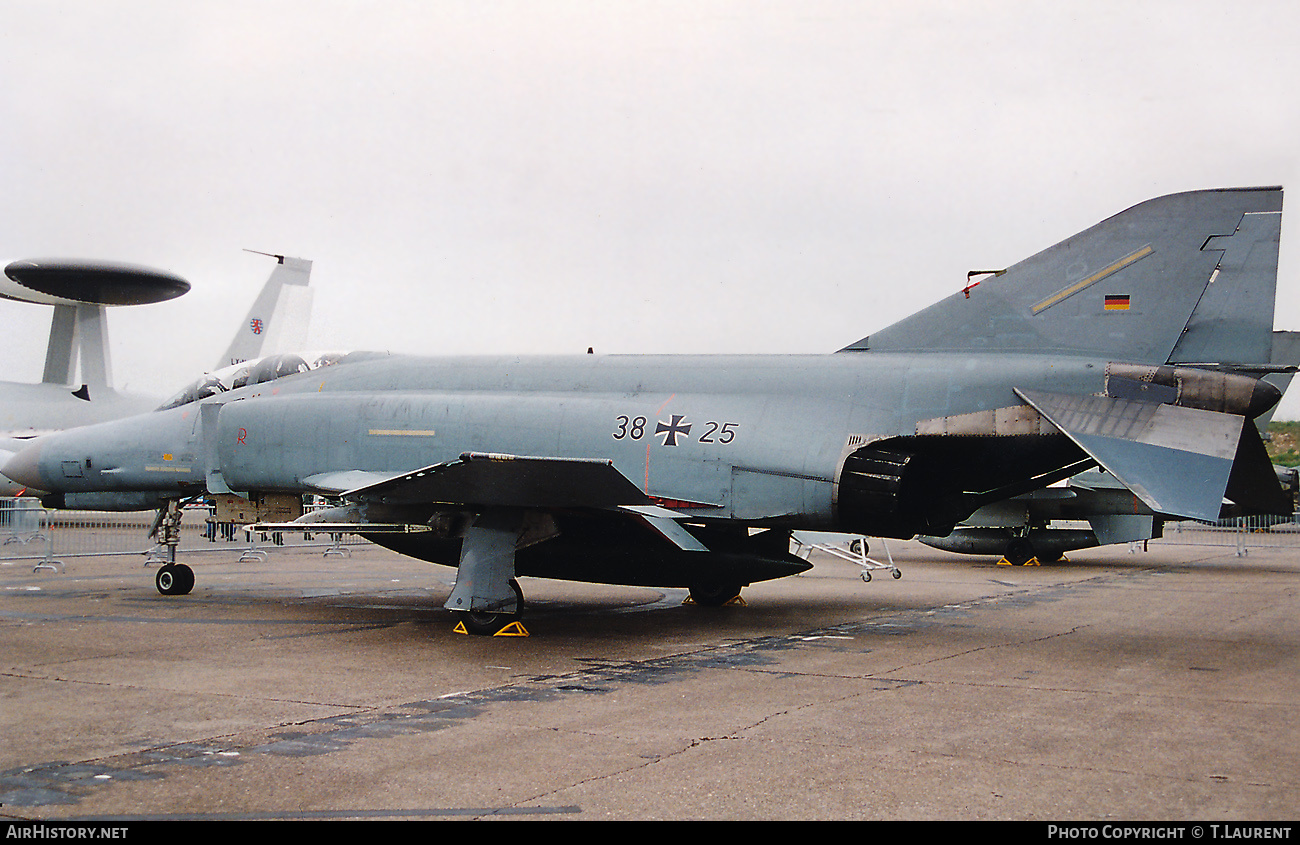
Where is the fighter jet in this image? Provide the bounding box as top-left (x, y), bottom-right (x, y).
top-left (0, 254), bottom-right (313, 497)
top-left (5, 187), bottom-right (1290, 635)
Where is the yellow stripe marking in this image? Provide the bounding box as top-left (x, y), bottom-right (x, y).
top-left (1031, 245), bottom-right (1153, 314)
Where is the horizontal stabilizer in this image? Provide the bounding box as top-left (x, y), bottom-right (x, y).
top-left (1015, 388), bottom-right (1243, 522)
top-left (344, 452), bottom-right (651, 509)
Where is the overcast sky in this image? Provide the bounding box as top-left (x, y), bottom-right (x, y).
top-left (3, 2), bottom-right (1299, 412)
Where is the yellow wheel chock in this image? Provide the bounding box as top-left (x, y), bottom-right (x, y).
top-left (454, 619), bottom-right (530, 637)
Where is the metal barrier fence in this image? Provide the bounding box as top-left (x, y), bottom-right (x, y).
top-left (1158, 514), bottom-right (1300, 556)
top-left (975, 515), bottom-right (1300, 557)
top-left (0, 499), bottom-right (366, 565)
top-left (7, 499), bottom-right (1298, 566)
top-left (0, 498), bottom-right (58, 569)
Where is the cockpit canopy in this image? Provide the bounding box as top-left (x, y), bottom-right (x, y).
top-left (156, 351), bottom-right (382, 411)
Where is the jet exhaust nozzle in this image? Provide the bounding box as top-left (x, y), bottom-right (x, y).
top-left (1105, 363), bottom-right (1283, 419)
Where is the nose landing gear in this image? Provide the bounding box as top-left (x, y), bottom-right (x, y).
top-left (149, 499), bottom-right (196, 595)
top-left (155, 563), bottom-right (195, 595)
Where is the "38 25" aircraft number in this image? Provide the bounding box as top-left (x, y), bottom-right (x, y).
top-left (612, 415), bottom-right (737, 447)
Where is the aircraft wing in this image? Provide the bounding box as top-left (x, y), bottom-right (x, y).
top-left (279, 452), bottom-right (711, 552)
top-left (342, 452), bottom-right (653, 509)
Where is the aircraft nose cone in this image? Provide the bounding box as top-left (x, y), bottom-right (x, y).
top-left (2, 441), bottom-right (45, 490)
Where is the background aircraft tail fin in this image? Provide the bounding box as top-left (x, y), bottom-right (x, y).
top-left (843, 187), bottom-right (1283, 366)
top-left (216, 254), bottom-right (314, 369)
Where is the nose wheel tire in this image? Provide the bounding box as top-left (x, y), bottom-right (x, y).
top-left (155, 563), bottom-right (195, 596)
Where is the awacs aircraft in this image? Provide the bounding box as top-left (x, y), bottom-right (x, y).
top-left (0, 258), bottom-right (192, 440)
top-left (0, 254), bottom-right (313, 496)
top-left (4, 187), bottom-right (1291, 635)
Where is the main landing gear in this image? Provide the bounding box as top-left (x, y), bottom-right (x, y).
top-left (997, 536), bottom-right (1063, 566)
top-left (686, 582), bottom-right (745, 607)
top-left (447, 514), bottom-right (531, 636)
top-left (453, 579), bottom-right (527, 636)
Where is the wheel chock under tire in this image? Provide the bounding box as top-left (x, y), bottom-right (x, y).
top-left (683, 595), bottom-right (747, 607)
top-left (454, 619), bottom-right (530, 637)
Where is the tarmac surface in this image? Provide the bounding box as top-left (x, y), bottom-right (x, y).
top-left (1, 528), bottom-right (1297, 821)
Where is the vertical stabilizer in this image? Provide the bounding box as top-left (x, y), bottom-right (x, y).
top-left (217, 255), bottom-right (314, 369)
top-left (843, 188), bottom-right (1283, 366)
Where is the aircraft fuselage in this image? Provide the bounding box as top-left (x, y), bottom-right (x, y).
top-left (10, 350), bottom-right (1104, 538)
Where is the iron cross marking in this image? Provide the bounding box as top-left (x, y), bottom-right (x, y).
top-left (655, 415), bottom-right (692, 447)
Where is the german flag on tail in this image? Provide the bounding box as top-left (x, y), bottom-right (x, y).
top-left (1104, 294), bottom-right (1131, 311)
